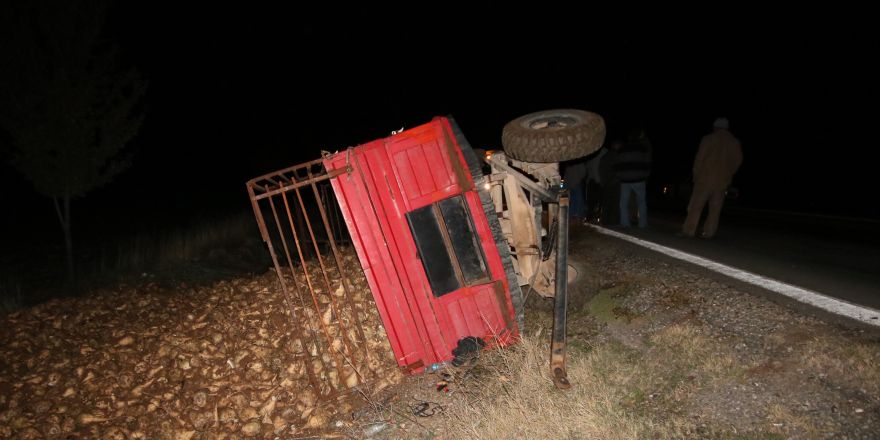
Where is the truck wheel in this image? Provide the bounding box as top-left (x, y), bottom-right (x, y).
top-left (502, 109), bottom-right (606, 162)
top-left (447, 117), bottom-right (526, 333)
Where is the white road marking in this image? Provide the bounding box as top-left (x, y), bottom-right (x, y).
top-left (590, 225), bottom-right (880, 327)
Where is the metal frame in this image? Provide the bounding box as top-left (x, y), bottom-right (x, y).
top-left (246, 159), bottom-right (375, 400)
top-left (486, 152), bottom-right (561, 297)
top-left (486, 152), bottom-right (571, 388)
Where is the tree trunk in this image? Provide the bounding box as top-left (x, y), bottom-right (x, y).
top-left (53, 194), bottom-right (75, 283)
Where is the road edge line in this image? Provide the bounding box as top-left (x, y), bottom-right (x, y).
top-left (589, 225), bottom-right (880, 328)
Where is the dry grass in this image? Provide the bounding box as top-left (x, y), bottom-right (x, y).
top-left (766, 403), bottom-right (820, 438)
top-left (97, 212), bottom-right (256, 275)
top-left (0, 275), bottom-right (23, 315)
top-left (798, 335), bottom-right (880, 395)
top-left (434, 322), bottom-right (739, 440)
top-left (439, 332), bottom-right (656, 439)
top-left (0, 213), bottom-right (258, 314)
top-left (648, 323), bottom-right (739, 379)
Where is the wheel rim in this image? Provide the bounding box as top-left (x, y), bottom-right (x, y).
top-left (526, 115), bottom-right (578, 130)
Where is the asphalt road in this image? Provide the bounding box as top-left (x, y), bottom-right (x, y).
top-left (593, 205), bottom-right (880, 314)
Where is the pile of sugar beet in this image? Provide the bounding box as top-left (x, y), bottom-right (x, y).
top-left (0, 252), bottom-right (402, 439)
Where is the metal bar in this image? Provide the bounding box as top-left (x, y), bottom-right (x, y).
top-left (294, 184), bottom-right (359, 368)
top-left (551, 189), bottom-right (571, 390)
top-left (266, 191), bottom-right (322, 391)
top-left (246, 157), bottom-right (328, 188)
top-left (275, 189), bottom-right (334, 391)
top-left (250, 167), bottom-right (348, 201)
top-left (487, 153), bottom-right (558, 202)
top-left (281, 189), bottom-right (348, 388)
top-left (267, 187), bottom-right (304, 298)
top-left (247, 184), bottom-right (270, 242)
top-left (263, 177), bottom-right (283, 189)
top-left (311, 180), bottom-right (371, 366)
top-left (531, 192), bottom-right (543, 260)
top-left (327, 185), bottom-right (342, 243)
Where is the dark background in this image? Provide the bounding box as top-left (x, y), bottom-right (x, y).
top-left (2, 6), bottom-right (878, 261)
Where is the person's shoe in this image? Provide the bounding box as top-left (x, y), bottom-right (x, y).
top-left (699, 233), bottom-right (714, 239)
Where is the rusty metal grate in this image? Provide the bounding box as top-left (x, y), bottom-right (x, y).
top-left (246, 157), bottom-right (388, 400)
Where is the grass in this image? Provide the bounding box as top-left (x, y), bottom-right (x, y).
top-left (766, 404), bottom-right (820, 438)
top-left (431, 269), bottom-right (880, 440)
top-left (583, 282), bottom-right (634, 323)
top-left (417, 288), bottom-right (880, 440)
top-left (410, 273), bottom-right (764, 439)
top-left (0, 211), bottom-right (263, 314)
top-left (438, 331), bottom-right (659, 439)
top-left (797, 334), bottom-right (880, 396)
top-left (432, 322), bottom-right (741, 440)
top-left (96, 212), bottom-right (258, 276)
top-left (0, 275), bottom-right (23, 315)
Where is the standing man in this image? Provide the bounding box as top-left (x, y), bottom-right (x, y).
top-left (680, 117), bottom-right (743, 238)
top-left (563, 158), bottom-right (588, 221)
top-left (615, 128), bottom-right (652, 228)
top-left (583, 147), bottom-right (606, 222)
top-left (599, 141), bottom-right (621, 225)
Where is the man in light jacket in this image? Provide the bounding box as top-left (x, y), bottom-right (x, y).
top-left (680, 117), bottom-right (743, 238)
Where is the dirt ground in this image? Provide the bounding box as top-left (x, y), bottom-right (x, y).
top-left (2, 224), bottom-right (879, 439)
top-left (344, 225), bottom-right (880, 439)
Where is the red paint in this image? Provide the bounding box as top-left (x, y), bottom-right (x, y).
top-left (325, 117), bottom-right (518, 371)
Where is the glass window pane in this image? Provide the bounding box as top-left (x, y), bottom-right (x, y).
top-left (407, 204), bottom-right (461, 296)
top-left (439, 196), bottom-right (489, 284)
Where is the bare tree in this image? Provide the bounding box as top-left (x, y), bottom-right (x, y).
top-left (0, 0), bottom-right (147, 282)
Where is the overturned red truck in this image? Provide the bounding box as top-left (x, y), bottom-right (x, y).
top-left (247, 110), bottom-right (604, 396)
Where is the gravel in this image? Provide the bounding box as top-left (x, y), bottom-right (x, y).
top-left (567, 226), bottom-right (880, 439)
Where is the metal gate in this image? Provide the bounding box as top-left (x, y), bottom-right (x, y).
top-left (246, 159), bottom-right (384, 400)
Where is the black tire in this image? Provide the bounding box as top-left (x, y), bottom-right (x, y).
top-left (502, 109), bottom-right (606, 163)
top-left (448, 116), bottom-right (526, 333)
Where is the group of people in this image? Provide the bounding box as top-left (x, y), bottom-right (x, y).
top-left (563, 117), bottom-right (743, 239)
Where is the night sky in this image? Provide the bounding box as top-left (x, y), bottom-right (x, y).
top-left (2, 6), bottom-right (878, 248)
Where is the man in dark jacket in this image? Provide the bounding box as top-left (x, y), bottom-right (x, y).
top-left (614, 128), bottom-right (652, 228)
top-left (598, 142), bottom-right (620, 225)
top-left (563, 158), bottom-right (588, 220)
